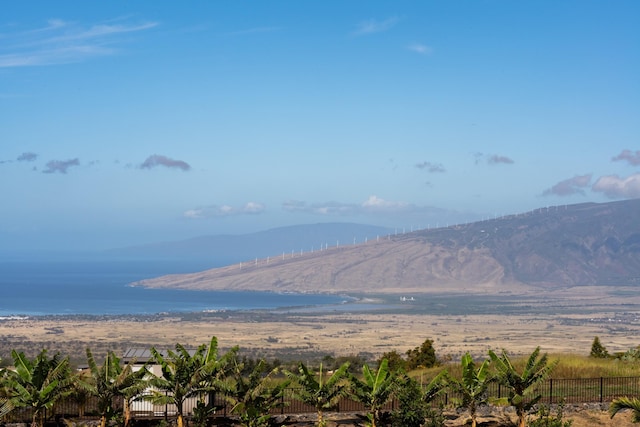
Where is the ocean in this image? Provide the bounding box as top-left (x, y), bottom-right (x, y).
top-left (0, 260), bottom-right (347, 316)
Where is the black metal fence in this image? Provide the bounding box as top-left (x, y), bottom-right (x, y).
top-left (5, 376), bottom-right (640, 424)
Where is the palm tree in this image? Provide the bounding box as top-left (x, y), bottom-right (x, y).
top-left (285, 362), bottom-right (351, 427)
top-left (447, 353), bottom-right (491, 427)
top-left (3, 349), bottom-right (74, 427)
top-left (145, 337), bottom-right (237, 427)
top-left (489, 347), bottom-right (558, 427)
top-left (610, 397), bottom-right (640, 423)
top-left (348, 358), bottom-right (397, 427)
top-left (81, 348), bottom-right (149, 427)
top-left (227, 359), bottom-right (291, 427)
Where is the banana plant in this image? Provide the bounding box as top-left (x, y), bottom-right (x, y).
top-left (348, 358), bottom-right (397, 427)
top-left (285, 362), bottom-right (351, 427)
top-left (145, 337), bottom-right (238, 427)
top-left (228, 359), bottom-right (291, 427)
top-left (3, 349), bottom-right (75, 427)
top-left (447, 353), bottom-right (491, 427)
top-left (610, 396), bottom-right (640, 423)
top-left (80, 348), bottom-right (149, 427)
top-left (489, 347), bottom-right (558, 427)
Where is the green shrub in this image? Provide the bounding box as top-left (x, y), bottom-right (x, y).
top-left (528, 402), bottom-right (573, 427)
top-left (391, 376), bottom-right (426, 427)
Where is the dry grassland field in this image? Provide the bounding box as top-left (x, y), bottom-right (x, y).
top-left (2, 286), bottom-right (640, 362)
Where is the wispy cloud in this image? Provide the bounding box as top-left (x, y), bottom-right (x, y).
top-left (0, 18), bottom-right (158, 68)
top-left (592, 173), bottom-right (640, 199)
top-left (42, 158), bottom-right (79, 174)
top-left (283, 195), bottom-right (444, 217)
top-left (543, 174), bottom-right (592, 197)
top-left (140, 155), bottom-right (191, 171)
top-left (488, 154), bottom-right (514, 165)
top-left (183, 202), bottom-right (266, 219)
top-left (407, 42), bottom-right (433, 55)
top-left (612, 149), bottom-right (640, 166)
top-left (415, 161), bottom-right (445, 173)
top-left (17, 152), bottom-right (38, 162)
top-left (473, 153), bottom-right (514, 165)
top-left (352, 17), bottom-right (399, 36)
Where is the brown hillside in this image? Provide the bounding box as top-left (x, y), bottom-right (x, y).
top-left (132, 199), bottom-right (640, 294)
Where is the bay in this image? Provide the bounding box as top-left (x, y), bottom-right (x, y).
top-left (0, 260), bottom-right (346, 316)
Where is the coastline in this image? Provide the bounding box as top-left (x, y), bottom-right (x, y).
top-left (2, 294), bottom-right (640, 367)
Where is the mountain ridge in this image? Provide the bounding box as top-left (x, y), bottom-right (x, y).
top-left (131, 199), bottom-right (640, 294)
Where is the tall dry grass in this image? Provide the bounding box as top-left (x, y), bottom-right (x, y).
top-left (414, 352), bottom-right (640, 382)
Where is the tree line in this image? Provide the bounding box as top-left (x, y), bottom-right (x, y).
top-left (1, 336), bottom-right (640, 427)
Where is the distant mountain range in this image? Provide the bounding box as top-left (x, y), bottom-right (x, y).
top-left (131, 199), bottom-right (640, 294)
top-left (107, 223), bottom-right (394, 265)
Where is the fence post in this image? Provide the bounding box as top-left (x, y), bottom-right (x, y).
top-left (549, 378), bottom-right (553, 405)
top-left (498, 383), bottom-right (501, 399)
top-left (600, 377), bottom-right (604, 404)
top-left (281, 393), bottom-right (285, 415)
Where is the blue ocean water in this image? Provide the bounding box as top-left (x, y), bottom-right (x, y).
top-left (0, 260), bottom-right (346, 316)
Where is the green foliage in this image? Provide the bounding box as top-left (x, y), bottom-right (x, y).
top-left (228, 359), bottom-right (291, 427)
top-left (590, 336), bottom-right (609, 359)
top-left (391, 375), bottom-right (427, 427)
top-left (406, 338), bottom-right (438, 370)
top-left (236, 354), bottom-right (281, 377)
top-left (378, 350), bottom-right (407, 373)
top-left (0, 398), bottom-right (14, 420)
top-left (285, 362), bottom-right (351, 427)
top-left (2, 349), bottom-right (74, 427)
top-left (528, 401), bottom-right (573, 427)
top-left (191, 399), bottom-right (216, 427)
top-left (323, 354), bottom-right (367, 375)
top-left (610, 396), bottom-right (640, 423)
top-left (82, 348), bottom-right (149, 427)
top-left (349, 358), bottom-right (397, 427)
top-left (489, 347), bottom-right (558, 427)
top-left (422, 406), bottom-right (446, 427)
top-left (447, 353), bottom-right (491, 427)
top-left (618, 346), bottom-right (640, 362)
top-left (146, 337), bottom-right (238, 427)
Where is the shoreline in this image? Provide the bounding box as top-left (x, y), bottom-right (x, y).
top-left (2, 287), bottom-right (640, 366)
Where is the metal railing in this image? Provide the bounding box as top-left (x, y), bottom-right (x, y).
top-left (4, 376), bottom-right (640, 423)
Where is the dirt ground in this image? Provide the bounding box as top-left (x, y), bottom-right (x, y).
top-left (261, 406), bottom-right (637, 426)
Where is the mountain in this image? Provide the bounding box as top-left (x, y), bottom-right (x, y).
top-left (106, 223), bottom-right (393, 264)
top-left (131, 199), bottom-right (640, 294)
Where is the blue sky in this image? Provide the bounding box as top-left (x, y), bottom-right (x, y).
top-left (1, 1), bottom-right (639, 252)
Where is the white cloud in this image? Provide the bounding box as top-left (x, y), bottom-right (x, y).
top-left (592, 173), bottom-right (640, 199)
top-left (0, 18), bottom-right (158, 68)
top-left (361, 195), bottom-right (409, 212)
top-left (407, 43), bottom-right (433, 55)
top-left (283, 195), bottom-right (442, 217)
top-left (352, 17), bottom-right (399, 36)
top-left (183, 202), bottom-right (266, 219)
